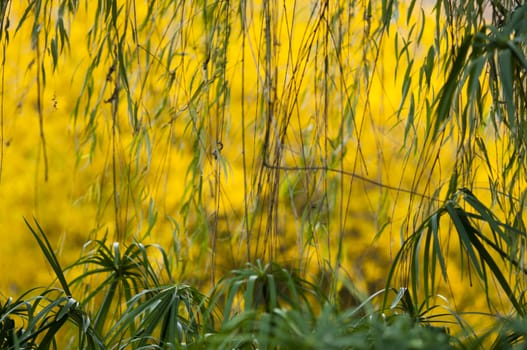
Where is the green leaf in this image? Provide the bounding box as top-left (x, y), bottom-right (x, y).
top-left (498, 49), bottom-right (515, 129)
top-left (433, 35), bottom-right (472, 140)
top-left (444, 203), bottom-right (484, 278)
top-left (24, 218), bottom-right (71, 296)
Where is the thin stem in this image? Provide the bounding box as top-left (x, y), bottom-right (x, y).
top-left (262, 161), bottom-right (439, 202)
top-left (241, 0), bottom-right (250, 263)
top-left (36, 32), bottom-right (48, 182)
top-left (0, 0), bottom-right (10, 183)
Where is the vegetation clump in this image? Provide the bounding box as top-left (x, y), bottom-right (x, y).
top-left (1, 0), bottom-right (527, 348)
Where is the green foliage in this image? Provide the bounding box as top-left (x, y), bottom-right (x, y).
top-left (209, 261), bottom-right (323, 317)
top-left (107, 284), bottom-right (208, 348)
top-left (386, 188), bottom-right (527, 318)
top-left (0, 225), bottom-right (464, 348)
top-left (0, 288), bottom-right (104, 350)
top-left (3, 0), bottom-right (527, 348)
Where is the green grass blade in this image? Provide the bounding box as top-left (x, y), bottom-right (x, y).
top-left (445, 202), bottom-right (484, 278)
top-left (24, 218), bottom-right (71, 296)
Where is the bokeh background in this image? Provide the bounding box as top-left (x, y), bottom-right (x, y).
top-left (0, 0), bottom-right (503, 323)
